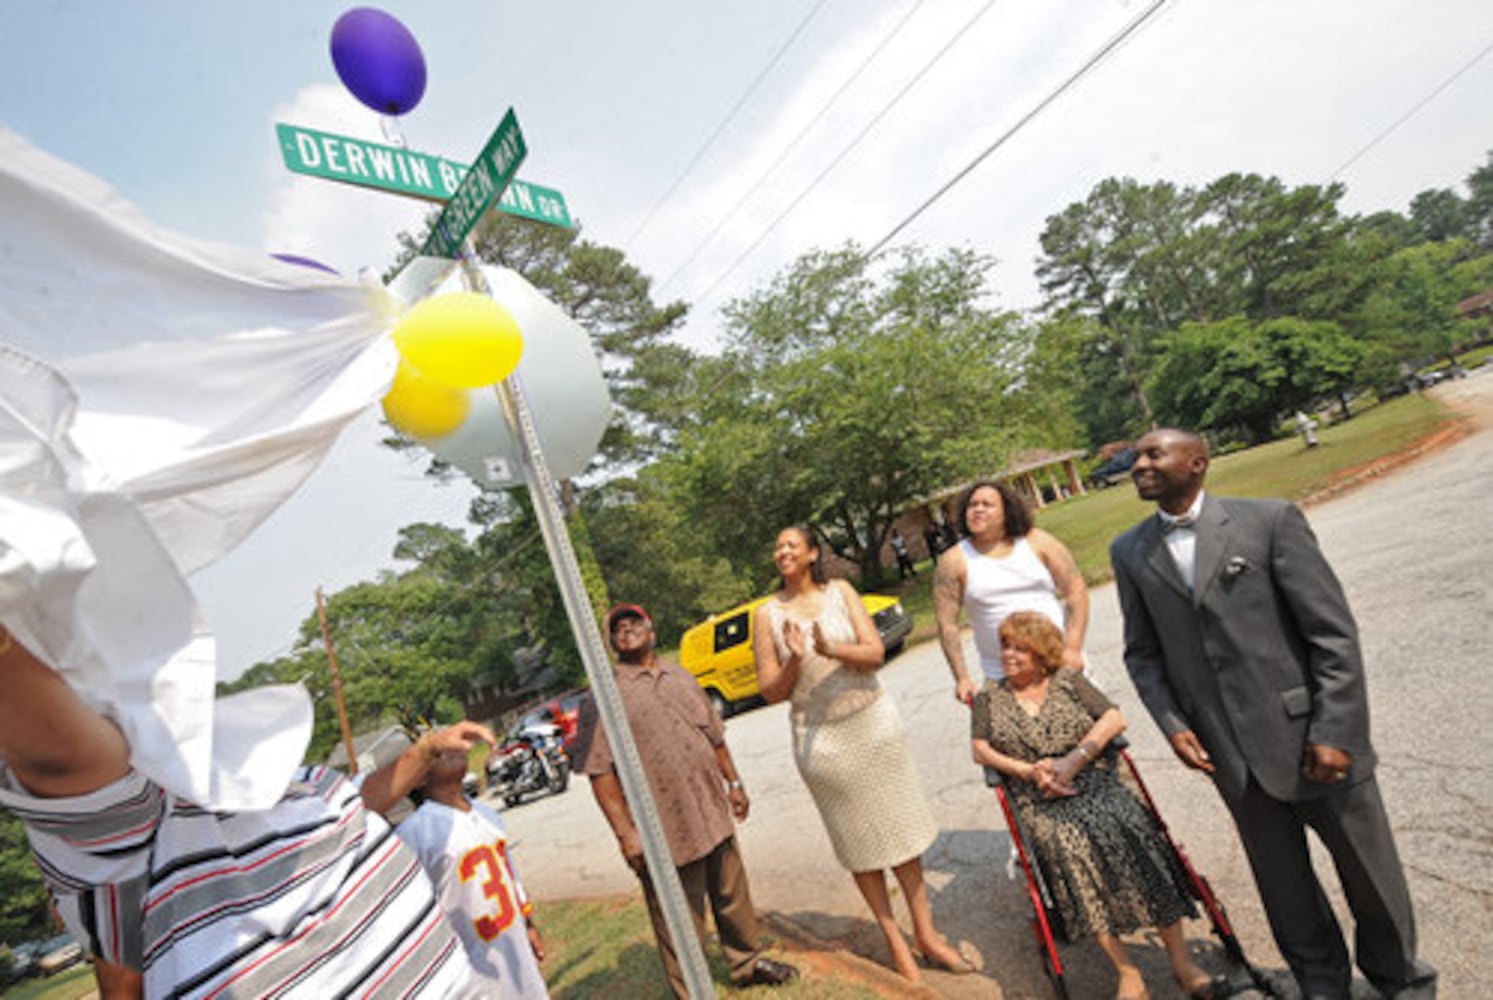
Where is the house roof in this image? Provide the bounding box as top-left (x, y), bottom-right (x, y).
top-left (1457, 289), bottom-right (1493, 316)
top-left (325, 725), bottom-right (412, 771)
top-left (912, 448), bottom-right (1086, 506)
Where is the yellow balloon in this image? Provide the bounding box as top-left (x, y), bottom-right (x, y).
top-left (392, 292), bottom-right (525, 388)
top-left (382, 359), bottom-right (471, 439)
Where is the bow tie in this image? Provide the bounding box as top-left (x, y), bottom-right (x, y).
top-left (1160, 513), bottom-right (1197, 534)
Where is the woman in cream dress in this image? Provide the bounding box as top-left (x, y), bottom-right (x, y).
top-left (752, 526), bottom-right (972, 982)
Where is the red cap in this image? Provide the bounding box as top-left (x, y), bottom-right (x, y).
top-left (605, 603), bottom-right (651, 637)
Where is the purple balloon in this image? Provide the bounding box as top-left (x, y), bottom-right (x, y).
top-left (330, 8), bottom-right (427, 115)
top-left (271, 253), bottom-right (340, 275)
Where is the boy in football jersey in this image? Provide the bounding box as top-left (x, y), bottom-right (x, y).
top-left (397, 741), bottom-right (549, 999)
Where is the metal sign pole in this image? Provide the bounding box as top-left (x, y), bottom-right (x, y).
top-left (456, 255), bottom-right (717, 999)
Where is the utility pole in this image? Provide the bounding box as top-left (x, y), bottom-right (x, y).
top-left (316, 586), bottom-right (359, 775)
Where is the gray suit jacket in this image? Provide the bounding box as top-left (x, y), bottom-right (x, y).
top-left (1110, 496), bottom-right (1375, 803)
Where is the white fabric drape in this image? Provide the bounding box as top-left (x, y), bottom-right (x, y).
top-left (0, 127), bottom-right (402, 809)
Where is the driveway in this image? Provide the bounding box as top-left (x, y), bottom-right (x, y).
top-left (498, 371), bottom-right (1493, 998)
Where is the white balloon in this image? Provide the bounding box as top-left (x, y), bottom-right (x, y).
top-left (409, 263), bottom-right (611, 487)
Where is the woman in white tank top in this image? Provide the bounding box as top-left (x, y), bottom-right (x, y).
top-left (932, 481), bottom-right (1090, 704)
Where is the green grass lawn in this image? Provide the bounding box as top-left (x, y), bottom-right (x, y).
top-left (1041, 390), bottom-right (1451, 585)
top-left (880, 391), bottom-right (1454, 600)
top-left (540, 896), bottom-right (885, 999)
top-left (1, 964), bottom-right (96, 1000)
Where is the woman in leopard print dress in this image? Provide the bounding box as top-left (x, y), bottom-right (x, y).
top-left (971, 612), bottom-right (1221, 1000)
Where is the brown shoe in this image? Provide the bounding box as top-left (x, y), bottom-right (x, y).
top-left (739, 957), bottom-right (800, 987)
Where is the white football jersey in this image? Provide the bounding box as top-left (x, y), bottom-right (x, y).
top-left (398, 799), bottom-right (549, 999)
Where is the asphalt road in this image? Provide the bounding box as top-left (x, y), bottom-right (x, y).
top-left (496, 370), bottom-right (1493, 999)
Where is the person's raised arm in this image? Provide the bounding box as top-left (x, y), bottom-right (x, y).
top-left (0, 627), bottom-right (130, 797)
top-left (933, 548), bottom-right (975, 704)
top-left (358, 720), bottom-right (496, 816)
top-left (1031, 529), bottom-right (1089, 670)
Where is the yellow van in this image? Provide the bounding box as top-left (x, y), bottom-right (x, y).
top-left (678, 593), bottom-right (913, 717)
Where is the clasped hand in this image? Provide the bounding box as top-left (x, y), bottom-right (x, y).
top-left (782, 620), bottom-right (832, 660)
top-left (1030, 756), bottom-right (1078, 799)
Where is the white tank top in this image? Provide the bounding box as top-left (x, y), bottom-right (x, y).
top-left (960, 536), bottom-right (1064, 680)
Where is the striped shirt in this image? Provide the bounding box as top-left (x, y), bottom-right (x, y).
top-left (0, 765), bottom-right (489, 999)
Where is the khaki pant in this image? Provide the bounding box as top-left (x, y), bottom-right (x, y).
top-left (638, 836), bottom-right (763, 999)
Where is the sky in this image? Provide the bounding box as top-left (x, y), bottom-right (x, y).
top-left (2, 0), bottom-right (1490, 677)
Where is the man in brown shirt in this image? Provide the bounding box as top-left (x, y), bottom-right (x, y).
top-left (571, 603), bottom-right (798, 997)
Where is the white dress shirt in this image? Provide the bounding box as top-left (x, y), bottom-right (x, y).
top-left (1159, 492), bottom-right (1206, 591)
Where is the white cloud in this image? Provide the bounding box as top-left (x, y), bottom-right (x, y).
top-left (260, 84), bottom-right (433, 279)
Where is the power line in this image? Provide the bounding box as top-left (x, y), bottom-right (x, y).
top-left (867, 0), bottom-right (1169, 255)
top-left (658, 0), bottom-right (927, 294)
top-left (623, 0), bottom-right (832, 250)
top-left (690, 0), bottom-right (1001, 306)
top-left (1330, 36), bottom-right (1493, 181)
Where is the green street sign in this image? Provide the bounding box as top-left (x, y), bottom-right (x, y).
top-left (420, 109), bottom-right (527, 258)
top-left (275, 119), bottom-right (569, 229)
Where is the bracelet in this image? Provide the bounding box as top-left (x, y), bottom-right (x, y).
top-left (726, 779), bottom-right (745, 792)
top-left (1076, 744), bottom-right (1093, 762)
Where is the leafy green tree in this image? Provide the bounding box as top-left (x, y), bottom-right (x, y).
top-left (1408, 188), bottom-right (1474, 243)
top-left (666, 245), bottom-right (1048, 583)
top-left (1201, 174), bottom-right (1353, 320)
top-left (1358, 241), bottom-right (1491, 370)
top-left (0, 811), bottom-right (51, 944)
top-left (1026, 313), bottom-right (1134, 445)
top-left (1358, 209), bottom-right (1418, 248)
top-left (222, 568), bottom-right (478, 760)
top-left (1036, 172), bottom-right (1366, 443)
top-left (582, 469), bottom-right (756, 645)
top-left (1149, 316), bottom-right (1363, 443)
top-left (1462, 150), bottom-right (1493, 250)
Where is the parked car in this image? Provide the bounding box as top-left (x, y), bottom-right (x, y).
top-left (1415, 364), bottom-right (1467, 387)
top-left (33, 933), bottom-right (83, 976)
top-left (513, 689), bottom-right (588, 751)
top-left (4, 939), bottom-right (45, 981)
top-left (679, 593), bottom-right (913, 718)
top-left (1087, 447), bottom-right (1138, 489)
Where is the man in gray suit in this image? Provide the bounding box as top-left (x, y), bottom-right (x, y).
top-left (1110, 428), bottom-right (1435, 1000)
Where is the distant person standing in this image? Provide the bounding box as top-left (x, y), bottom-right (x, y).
top-left (1111, 428), bottom-right (1436, 1000)
top-left (934, 480), bottom-right (1089, 705)
top-left (924, 521), bottom-right (949, 559)
top-left (1295, 410), bottom-right (1321, 447)
top-left (890, 528), bottom-right (917, 580)
top-left (941, 513), bottom-right (960, 550)
top-left (571, 604), bottom-right (798, 998)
